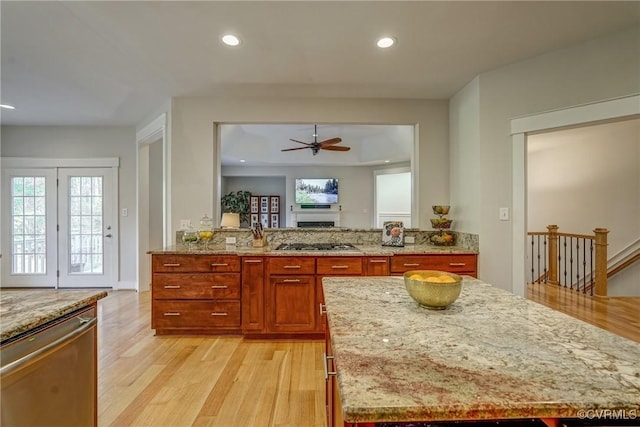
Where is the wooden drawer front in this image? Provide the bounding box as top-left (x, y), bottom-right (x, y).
top-left (268, 257), bottom-right (315, 275)
top-left (153, 301), bottom-right (241, 329)
top-left (153, 273), bottom-right (240, 299)
top-left (390, 256), bottom-right (438, 273)
top-left (317, 257), bottom-right (363, 275)
top-left (153, 255), bottom-right (240, 273)
top-left (428, 254), bottom-right (477, 273)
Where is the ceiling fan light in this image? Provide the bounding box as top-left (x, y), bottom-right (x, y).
top-left (222, 34), bottom-right (241, 46)
top-left (0, 104), bottom-right (16, 110)
top-left (377, 37), bottom-right (395, 49)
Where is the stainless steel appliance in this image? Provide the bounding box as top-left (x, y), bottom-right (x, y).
top-left (1, 306), bottom-right (98, 427)
top-left (275, 243), bottom-right (358, 251)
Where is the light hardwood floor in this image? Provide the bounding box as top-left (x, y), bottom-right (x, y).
top-left (97, 291), bottom-right (326, 427)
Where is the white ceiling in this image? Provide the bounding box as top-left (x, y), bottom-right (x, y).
top-left (220, 123), bottom-right (414, 166)
top-left (2, 1), bottom-right (639, 127)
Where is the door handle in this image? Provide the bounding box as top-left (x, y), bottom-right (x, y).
top-left (105, 233), bottom-right (112, 238)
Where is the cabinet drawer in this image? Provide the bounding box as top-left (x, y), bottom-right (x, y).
top-left (152, 255), bottom-right (240, 273)
top-left (390, 255), bottom-right (438, 273)
top-left (364, 257), bottom-right (389, 276)
top-left (428, 254), bottom-right (478, 273)
top-left (153, 273), bottom-right (240, 299)
top-left (268, 257), bottom-right (315, 275)
top-left (153, 301), bottom-right (241, 329)
top-left (317, 257), bottom-right (363, 275)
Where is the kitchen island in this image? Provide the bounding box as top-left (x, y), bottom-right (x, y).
top-left (322, 276), bottom-right (640, 426)
top-left (1, 290), bottom-right (107, 427)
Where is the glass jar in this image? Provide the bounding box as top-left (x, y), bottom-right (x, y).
top-left (198, 213), bottom-right (214, 249)
top-left (182, 227), bottom-right (199, 251)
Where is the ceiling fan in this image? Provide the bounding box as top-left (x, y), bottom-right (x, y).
top-left (281, 124), bottom-right (351, 156)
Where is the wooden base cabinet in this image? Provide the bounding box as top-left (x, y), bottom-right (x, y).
top-left (241, 257), bottom-right (265, 333)
top-left (151, 254), bottom-right (241, 335)
top-left (266, 257), bottom-right (317, 334)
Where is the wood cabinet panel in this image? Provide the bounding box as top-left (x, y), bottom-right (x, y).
top-left (152, 273), bottom-right (240, 299)
top-left (153, 301), bottom-right (241, 329)
top-left (267, 276), bottom-right (316, 332)
top-left (242, 257), bottom-right (265, 333)
top-left (316, 257), bottom-right (363, 275)
top-left (363, 257), bottom-right (390, 276)
top-left (268, 257), bottom-right (315, 275)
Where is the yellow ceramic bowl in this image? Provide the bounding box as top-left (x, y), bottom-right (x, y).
top-left (403, 270), bottom-right (462, 310)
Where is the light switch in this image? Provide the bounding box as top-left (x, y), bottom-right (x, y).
top-left (122, 208), bottom-right (128, 217)
top-left (499, 207), bottom-right (510, 221)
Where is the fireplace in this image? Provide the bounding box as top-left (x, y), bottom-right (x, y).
top-left (297, 221), bottom-right (335, 228)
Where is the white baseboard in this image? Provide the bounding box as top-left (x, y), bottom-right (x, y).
top-left (116, 280), bottom-right (138, 291)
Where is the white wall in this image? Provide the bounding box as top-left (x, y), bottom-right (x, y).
top-left (450, 25), bottom-right (640, 291)
top-left (528, 119), bottom-right (640, 295)
top-left (169, 97), bottom-right (449, 243)
top-left (0, 125), bottom-right (137, 288)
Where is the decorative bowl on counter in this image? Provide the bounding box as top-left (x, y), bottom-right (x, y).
top-left (403, 270), bottom-right (462, 310)
top-left (432, 205), bottom-right (450, 215)
top-left (430, 218), bottom-right (452, 229)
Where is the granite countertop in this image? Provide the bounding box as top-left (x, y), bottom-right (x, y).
top-left (149, 244), bottom-right (477, 256)
top-left (322, 276), bottom-right (640, 424)
top-left (0, 290), bottom-right (108, 343)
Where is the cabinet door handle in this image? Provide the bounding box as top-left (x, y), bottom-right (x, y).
top-left (211, 285), bottom-right (228, 289)
top-left (211, 312), bottom-right (228, 316)
top-left (319, 303), bottom-right (327, 316)
top-left (244, 259), bottom-right (262, 264)
top-left (331, 265), bottom-right (349, 269)
top-left (163, 263), bottom-right (181, 267)
top-left (283, 279), bottom-right (301, 283)
top-left (283, 265), bottom-right (301, 269)
top-left (163, 312), bottom-right (181, 316)
top-left (369, 259), bottom-right (387, 263)
top-left (403, 263), bottom-right (420, 267)
top-left (323, 353), bottom-right (336, 380)
top-left (449, 262), bottom-right (466, 266)
top-left (163, 285), bottom-right (181, 289)
top-left (211, 263), bottom-right (229, 267)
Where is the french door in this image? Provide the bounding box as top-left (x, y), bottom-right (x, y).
top-left (2, 166), bottom-right (116, 288)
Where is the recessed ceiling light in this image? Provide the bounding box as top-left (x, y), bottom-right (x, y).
top-left (384, 160), bottom-right (390, 163)
top-left (222, 34), bottom-right (241, 46)
top-left (240, 159), bottom-right (246, 163)
top-left (376, 37), bottom-right (395, 49)
top-left (0, 104), bottom-right (15, 110)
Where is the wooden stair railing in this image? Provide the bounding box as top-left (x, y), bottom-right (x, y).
top-left (527, 225), bottom-right (608, 296)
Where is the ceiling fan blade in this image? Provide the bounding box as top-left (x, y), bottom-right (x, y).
top-left (289, 138), bottom-right (312, 146)
top-left (322, 145), bottom-right (351, 151)
top-left (281, 146), bottom-right (311, 152)
top-left (318, 137), bottom-right (342, 147)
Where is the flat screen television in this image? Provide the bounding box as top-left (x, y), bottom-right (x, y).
top-left (295, 178), bottom-right (339, 204)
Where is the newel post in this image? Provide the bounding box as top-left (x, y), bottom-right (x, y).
top-left (594, 228), bottom-right (609, 296)
top-left (547, 225), bottom-right (559, 285)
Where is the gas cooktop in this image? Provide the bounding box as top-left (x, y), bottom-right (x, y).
top-left (275, 243), bottom-right (359, 251)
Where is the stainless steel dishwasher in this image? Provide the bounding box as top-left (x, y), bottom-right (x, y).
top-left (1, 305), bottom-right (98, 427)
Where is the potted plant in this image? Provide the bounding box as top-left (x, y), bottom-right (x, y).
top-left (220, 190), bottom-right (252, 226)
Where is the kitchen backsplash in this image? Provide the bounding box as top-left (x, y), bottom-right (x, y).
top-left (175, 228), bottom-right (479, 251)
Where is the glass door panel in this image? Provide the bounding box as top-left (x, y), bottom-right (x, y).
top-left (1, 169), bottom-right (57, 287)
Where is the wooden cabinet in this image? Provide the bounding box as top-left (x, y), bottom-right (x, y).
top-left (390, 254), bottom-right (477, 277)
top-left (316, 257), bottom-right (364, 333)
top-left (241, 257), bottom-right (265, 333)
top-left (266, 257), bottom-right (317, 334)
top-left (151, 254), bottom-right (241, 335)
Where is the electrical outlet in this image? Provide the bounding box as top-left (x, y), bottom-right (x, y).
top-left (499, 208), bottom-right (510, 221)
top-left (180, 219), bottom-right (191, 229)
top-left (121, 208), bottom-right (128, 217)
top-left (226, 237), bottom-right (237, 245)
top-left (404, 236), bottom-right (415, 244)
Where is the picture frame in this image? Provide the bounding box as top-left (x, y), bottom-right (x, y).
top-left (381, 221), bottom-right (404, 247)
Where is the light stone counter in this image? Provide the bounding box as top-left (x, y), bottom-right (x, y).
top-left (323, 276), bottom-right (640, 424)
top-left (0, 290), bottom-right (108, 343)
top-left (149, 244), bottom-right (477, 256)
